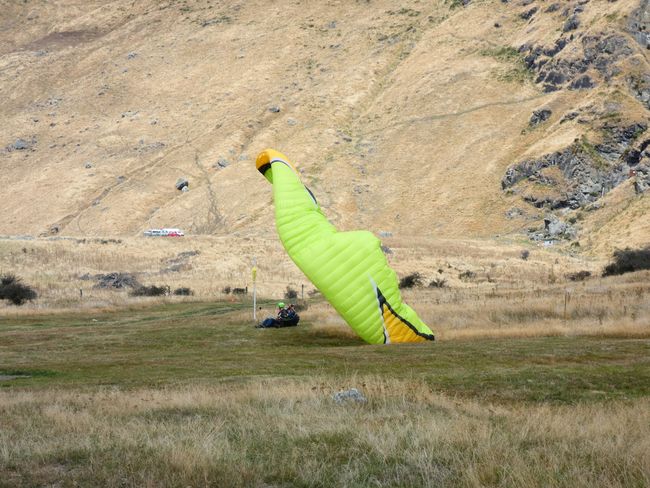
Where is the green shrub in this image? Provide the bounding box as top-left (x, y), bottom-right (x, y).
top-left (603, 247), bottom-right (650, 276)
top-left (173, 287), bottom-right (193, 296)
top-left (0, 274), bottom-right (37, 305)
top-left (130, 285), bottom-right (170, 297)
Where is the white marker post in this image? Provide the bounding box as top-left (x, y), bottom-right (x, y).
top-left (252, 258), bottom-right (258, 323)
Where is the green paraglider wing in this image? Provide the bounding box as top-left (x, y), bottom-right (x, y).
top-left (256, 149), bottom-right (435, 344)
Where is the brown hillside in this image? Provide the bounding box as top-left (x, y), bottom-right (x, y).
top-left (1, 0), bottom-right (649, 255)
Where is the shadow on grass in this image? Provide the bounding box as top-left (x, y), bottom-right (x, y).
top-left (258, 322), bottom-right (365, 348)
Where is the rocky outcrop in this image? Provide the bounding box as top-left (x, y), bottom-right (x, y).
top-left (521, 32), bottom-right (634, 93)
top-left (528, 215), bottom-right (577, 242)
top-left (628, 73), bottom-right (650, 109)
top-left (529, 109), bottom-right (552, 126)
top-left (503, 123), bottom-right (649, 209)
top-left (628, 0), bottom-right (650, 49)
top-left (87, 272), bottom-right (141, 289)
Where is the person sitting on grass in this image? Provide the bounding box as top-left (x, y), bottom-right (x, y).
top-left (256, 302), bottom-right (300, 328)
top-left (282, 304), bottom-right (299, 327)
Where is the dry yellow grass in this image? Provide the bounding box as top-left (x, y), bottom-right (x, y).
top-left (1, 380), bottom-right (649, 487)
top-left (2, 234), bottom-right (648, 341)
top-left (0, 233), bottom-right (604, 304)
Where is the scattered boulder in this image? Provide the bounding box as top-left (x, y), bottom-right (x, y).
top-left (163, 250), bottom-right (199, 273)
top-left (528, 215), bottom-right (577, 242)
top-left (543, 38), bottom-right (568, 57)
top-left (560, 111), bottom-right (579, 123)
top-left (268, 106), bottom-right (281, 113)
top-left (505, 207), bottom-right (526, 219)
top-left (333, 388), bottom-right (367, 405)
top-left (6, 138), bottom-right (35, 152)
top-left (93, 272), bottom-right (140, 289)
top-left (520, 7), bottom-right (538, 20)
top-left (529, 109), bottom-right (552, 126)
top-left (544, 215), bottom-right (570, 237)
top-left (563, 15), bottom-right (580, 32)
top-left (175, 178), bottom-right (189, 191)
top-left (12, 139), bottom-right (31, 150)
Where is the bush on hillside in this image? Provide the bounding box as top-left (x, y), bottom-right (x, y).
top-left (399, 272), bottom-right (422, 289)
top-left (602, 246), bottom-right (650, 276)
top-left (0, 274), bottom-right (37, 305)
top-left (284, 286), bottom-right (298, 300)
top-left (428, 278), bottom-right (447, 288)
top-left (130, 285), bottom-right (170, 297)
top-left (567, 270), bottom-right (591, 282)
top-left (458, 270), bottom-right (477, 281)
top-left (173, 287), bottom-right (194, 296)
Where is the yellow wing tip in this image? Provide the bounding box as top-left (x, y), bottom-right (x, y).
top-left (256, 149), bottom-right (297, 175)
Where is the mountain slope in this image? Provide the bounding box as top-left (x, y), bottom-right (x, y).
top-left (1, 0), bottom-right (648, 255)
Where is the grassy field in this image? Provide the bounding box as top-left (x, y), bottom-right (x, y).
top-left (1, 296), bottom-right (649, 487)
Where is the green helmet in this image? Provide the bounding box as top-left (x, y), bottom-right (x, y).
top-left (278, 302), bottom-right (285, 308)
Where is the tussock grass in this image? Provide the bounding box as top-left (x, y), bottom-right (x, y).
top-left (0, 235), bottom-right (605, 308)
top-left (1, 382), bottom-right (649, 487)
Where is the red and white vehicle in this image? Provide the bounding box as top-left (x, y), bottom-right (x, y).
top-left (143, 228), bottom-right (185, 237)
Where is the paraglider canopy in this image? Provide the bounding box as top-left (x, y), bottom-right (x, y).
top-left (255, 148), bottom-right (435, 344)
